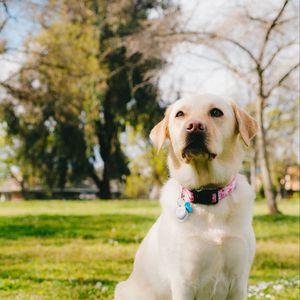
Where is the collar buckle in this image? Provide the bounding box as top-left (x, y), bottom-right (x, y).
top-left (191, 189), bottom-right (219, 205)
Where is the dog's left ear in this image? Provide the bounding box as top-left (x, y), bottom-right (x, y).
top-left (150, 107), bottom-right (170, 152)
top-left (231, 102), bottom-right (258, 147)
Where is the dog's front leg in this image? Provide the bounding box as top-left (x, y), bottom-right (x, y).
top-left (171, 282), bottom-right (194, 300)
top-left (226, 279), bottom-right (248, 300)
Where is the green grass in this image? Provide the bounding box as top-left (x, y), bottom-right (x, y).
top-left (0, 199), bottom-right (298, 299)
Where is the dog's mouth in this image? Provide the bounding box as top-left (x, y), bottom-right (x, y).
top-left (182, 133), bottom-right (217, 161)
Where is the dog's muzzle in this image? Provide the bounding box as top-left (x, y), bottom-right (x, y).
top-left (182, 132), bottom-right (216, 160)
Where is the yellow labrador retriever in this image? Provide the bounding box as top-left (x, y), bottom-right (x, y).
top-left (115, 94), bottom-right (258, 300)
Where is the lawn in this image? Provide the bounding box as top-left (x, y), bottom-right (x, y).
top-left (0, 199), bottom-right (298, 300)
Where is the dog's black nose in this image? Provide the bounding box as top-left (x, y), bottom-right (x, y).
top-left (186, 121), bottom-right (206, 133)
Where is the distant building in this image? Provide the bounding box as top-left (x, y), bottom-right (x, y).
top-left (0, 178), bottom-right (23, 201)
top-left (283, 165), bottom-right (300, 192)
top-left (0, 177), bottom-right (123, 200)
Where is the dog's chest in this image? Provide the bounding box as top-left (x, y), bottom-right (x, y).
top-left (163, 217), bottom-right (249, 296)
top-left (176, 226), bottom-right (245, 267)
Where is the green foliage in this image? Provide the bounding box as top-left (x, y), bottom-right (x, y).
top-left (0, 199), bottom-right (298, 299)
top-left (1, 1), bottom-right (171, 196)
top-left (0, 127), bottom-right (9, 181)
top-left (146, 146), bottom-right (169, 186)
top-left (1, 11), bottom-right (102, 190)
top-left (124, 174), bottom-right (150, 198)
top-left (124, 128), bottom-right (168, 198)
top-left (124, 147), bottom-right (168, 198)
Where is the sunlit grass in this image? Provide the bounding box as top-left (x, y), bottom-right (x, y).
top-left (0, 199), bottom-right (298, 299)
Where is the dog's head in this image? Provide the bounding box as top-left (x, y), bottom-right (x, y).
top-left (150, 94), bottom-right (257, 187)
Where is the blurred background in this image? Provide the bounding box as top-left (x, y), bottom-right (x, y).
top-left (0, 1), bottom-right (299, 299)
top-left (0, 0), bottom-right (299, 212)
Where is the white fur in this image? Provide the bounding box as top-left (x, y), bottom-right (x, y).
top-left (115, 95), bottom-right (256, 300)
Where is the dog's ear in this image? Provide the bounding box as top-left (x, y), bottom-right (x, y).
top-left (232, 102), bottom-right (258, 147)
top-left (150, 108), bottom-right (170, 152)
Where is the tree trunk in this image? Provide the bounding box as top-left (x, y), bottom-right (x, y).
top-left (250, 147), bottom-right (257, 191)
top-left (256, 97), bottom-right (281, 214)
top-left (89, 166), bottom-right (111, 199)
top-left (94, 93), bottom-right (113, 199)
top-left (11, 172), bottom-right (29, 199)
top-left (20, 179), bottom-right (28, 200)
top-left (89, 167), bottom-right (102, 197)
top-left (99, 164), bottom-right (111, 199)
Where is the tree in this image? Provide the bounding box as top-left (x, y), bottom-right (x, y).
top-left (124, 127), bottom-right (168, 199)
top-left (88, 0), bottom-right (172, 198)
top-left (265, 96), bottom-right (299, 189)
top-left (1, 15), bottom-right (102, 194)
top-left (156, 0), bottom-right (299, 214)
top-left (0, 0), bottom-right (10, 53)
top-left (1, 0), bottom-right (172, 198)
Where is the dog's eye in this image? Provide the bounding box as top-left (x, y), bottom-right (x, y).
top-left (210, 108), bottom-right (224, 118)
top-left (175, 111), bottom-right (184, 118)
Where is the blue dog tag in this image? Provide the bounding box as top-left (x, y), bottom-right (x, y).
top-left (184, 202), bottom-right (193, 213)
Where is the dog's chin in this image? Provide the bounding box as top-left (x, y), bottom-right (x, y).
top-left (181, 147), bottom-right (217, 162)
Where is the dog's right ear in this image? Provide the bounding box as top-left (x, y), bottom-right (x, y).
top-left (231, 101), bottom-right (258, 147)
top-left (150, 108), bottom-right (170, 152)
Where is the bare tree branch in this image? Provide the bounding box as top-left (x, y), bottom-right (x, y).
top-left (258, 0), bottom-right (290, 64)
top-left (263, 39), bottom-right (298, 71)
top-left (266, 62), bottom-right (300, 97)
top-left (245, 9), bottom-right (296, 28)
top-left (0, 15), bottom-right (8, 32)
top-left (215, 35), bottom-right (259, 65)
top-left (155, 29), bottom-right (259, 66)
top-left (187, 48), bottom-right (257, 90)
top-left (0, 0), bottom-right (9, 15)
top-left (0, 0), bottom-right (11, 34)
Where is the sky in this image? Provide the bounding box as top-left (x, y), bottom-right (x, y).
top-left (0, 1), bottom-right (41, 82)
top-left (159, 0), bottom-right (240, 103)
top-left (0, 0), bottom-right (239, 101)
top-left (0, 0), bottom-right (299, 172)
top-left (1, 0), bottom-right (298, 103)
top-left (0, 0), bottom-right (241, 174)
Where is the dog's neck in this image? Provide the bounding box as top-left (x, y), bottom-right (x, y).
top-left (167, 139), bottom-right (243, 190)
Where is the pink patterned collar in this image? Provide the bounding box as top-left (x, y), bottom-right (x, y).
top-left (180, 177), bottom-right (237, 205)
